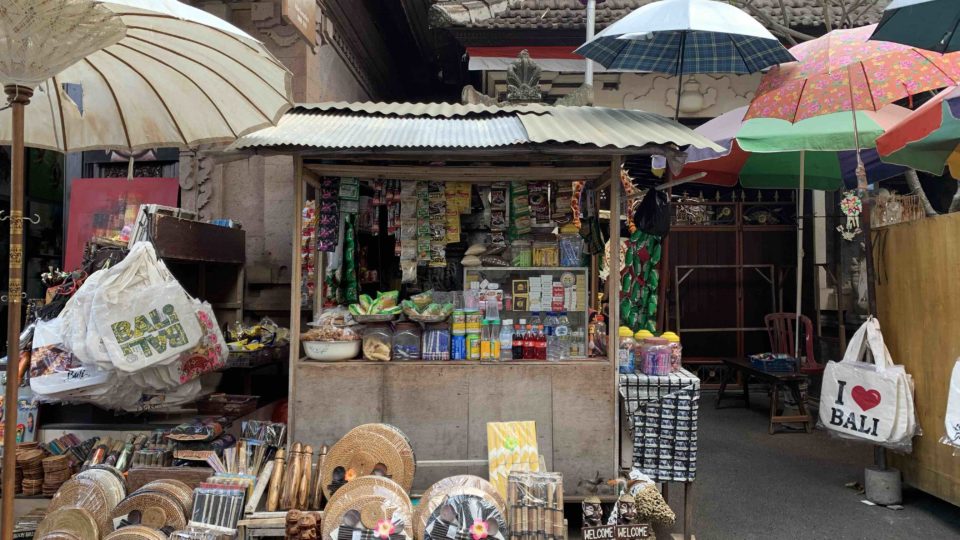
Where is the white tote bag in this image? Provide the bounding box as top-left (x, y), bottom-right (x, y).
top-left (819, 318), bottom-right (915, 445)
top-left (90, 242), bottom-right (203, 373)
top-left (943, 359), bottom-right (960, 450)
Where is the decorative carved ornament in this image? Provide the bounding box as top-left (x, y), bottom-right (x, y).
top-left (506, 50), bottom-right (542, 103)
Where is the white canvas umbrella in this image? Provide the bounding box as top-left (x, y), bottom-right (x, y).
top-left (0, 1), bottom-right (293, 532)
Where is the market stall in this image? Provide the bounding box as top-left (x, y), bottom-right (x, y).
top-left (229, 102), bottom-right (721, 498)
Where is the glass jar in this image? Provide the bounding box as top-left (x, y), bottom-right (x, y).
top-left (640, 337), bottom-right (672, 376)
top-left (511, 240), bottom-right (532, 267)
top-left (422, 323), bottom-right (450, 361)
top-left (392, 323), bottom-right (421, 361)
top-left (362, 324), bottom-right (393, 361)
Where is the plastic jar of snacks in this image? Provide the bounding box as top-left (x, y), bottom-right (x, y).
top-left (362, 324), bottom-right (393, 361)
top-left (422, 323), bottom-right (451, 361)
top-left (532, 240), bottom-right (559, 267)
top-left (660, 331), bottom-right (683, 371)
top-left (392, 323), bottom-right (421, 361)
top-left (558, 233), bottom-right (584, 267)
top-left (511, 240), bottom-right (532, 267)
top-left (640, 337), bottom-right (673, 376)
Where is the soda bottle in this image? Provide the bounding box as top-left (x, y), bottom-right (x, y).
top-left (513, 320), bottom-right (525, 360)
top-left (524, 323), bottom-right (535, 360)
top-left (536, 325), bottom-right (547, 360)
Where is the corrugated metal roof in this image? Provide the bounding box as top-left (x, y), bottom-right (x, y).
top-left (297, 101), bottom-right (552, 118)
top-left (229, 102), bottom-right (723, 152)
top-left (232, 109), bottom-right (529, 149)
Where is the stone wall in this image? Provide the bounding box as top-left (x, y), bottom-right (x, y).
top-left (182, 1), bottom-right (372, 316)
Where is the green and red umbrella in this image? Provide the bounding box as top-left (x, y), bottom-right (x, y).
top-left (876, 86), bottom-right (960, 178)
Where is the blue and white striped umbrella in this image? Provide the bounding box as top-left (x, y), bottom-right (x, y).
top-left (574, 0), bottom-right (795, 74)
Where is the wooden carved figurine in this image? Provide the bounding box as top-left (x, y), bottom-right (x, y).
top-left (616, 494), bottom-right (638, 525)
top-left (298, 445), bottom-right (314, 510)
top-left (582, 496), bottom-right (604, 527)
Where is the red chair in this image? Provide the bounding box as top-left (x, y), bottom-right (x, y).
top-left (764, 313), bottom-right (824, 375)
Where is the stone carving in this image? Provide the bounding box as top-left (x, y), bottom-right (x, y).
top-left (251, 1), bottom-right (310, 50)
top-left (506, 50), bottom-right (542, 103)
top-left (615, 73), bottom-right (760, 118)
top-left (180, 147), bottom-right (218, 220)
top-left (461, 85), bottom-right (499, 106)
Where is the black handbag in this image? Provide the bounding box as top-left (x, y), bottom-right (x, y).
top-left (634, 189), bottom-right (670, 237)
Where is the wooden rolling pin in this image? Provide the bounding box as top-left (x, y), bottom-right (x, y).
top-left (266, 448), bottom-right (287, 512)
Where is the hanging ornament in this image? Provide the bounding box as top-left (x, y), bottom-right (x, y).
top-left (836, 190), bottom-right (863, 241)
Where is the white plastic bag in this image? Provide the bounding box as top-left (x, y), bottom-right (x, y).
top-left (90, 242), bottom-right (203, 372)
top-left (819, 317), bottom-right (918, 451)
top-left (941, 359), bottom-right (960, 452)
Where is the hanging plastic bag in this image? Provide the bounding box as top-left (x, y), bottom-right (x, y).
top-left (634, 189), bottom-right (670, 238)
top-left (818, 317), bottom-right (918, 452)
top-left (30, 318), bottom-right (79, 378)
top-left (941, 359), bottom-right (960, 453)
top-left (89, 242), bottom-right (204, 373)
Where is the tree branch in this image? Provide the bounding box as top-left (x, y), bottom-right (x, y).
top-left (904, 169), bottom-right (939, 216)
top-left (732, 0), bottom-right (814, 43)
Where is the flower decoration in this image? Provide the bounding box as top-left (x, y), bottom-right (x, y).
top-left (836, 191), bottom-right (863, 241)
top-left (345, 468), bottom-right (358, 482)
top-left (470, 519), bottom-right (490, 540)
top-left (375, 519), bottom-right (396, 539)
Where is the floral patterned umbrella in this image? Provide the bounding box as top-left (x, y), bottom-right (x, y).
top-left (746, 24), bottom-right (960, 122)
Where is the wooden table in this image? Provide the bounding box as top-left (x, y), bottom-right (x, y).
top-left (715, 357), bottom-right (812, 434)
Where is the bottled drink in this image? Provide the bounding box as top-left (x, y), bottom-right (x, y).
top-left (490, 320), bottom-right (501, 361)
top-left (524, 323), bottom-right (535, 360)
top-left (544, 312), bottom-right (559, 361)
top-left (536, 325), bottom-right (547, 360)
top-left (500, 319), bottom-right (514, 361)
top-left (480, 319), bottom-right (492, 361)
top-left (530, 312), bottom-right (542, 329)
top-left (555, 312), bottom-right (570, 360)
top-left (513, 320), bottom-right (525, 360)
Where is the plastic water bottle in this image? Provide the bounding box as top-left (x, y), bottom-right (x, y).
top-left (544, 312), bottom-right (559, 360)
top-left (555, 312), bottom-right (570, 360)
top-left (499, 319), bottom-right (513, 361)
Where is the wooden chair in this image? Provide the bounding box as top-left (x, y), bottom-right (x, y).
top-left (764, 313), bottom-right (823, 375)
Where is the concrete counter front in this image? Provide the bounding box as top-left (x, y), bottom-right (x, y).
top-left (288, 360), bottom-right (617, 495)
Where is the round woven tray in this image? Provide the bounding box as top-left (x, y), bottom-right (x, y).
top-left (322, 476), bottom-right (413, 540)
top-left (88, 464), bottom-right (129, 495)
top-left (414, 484), bottom-right (507, 540)
top-left (422, 492), bottom-right (507, 540)
top-left (352, 313), bottom-right (398, 323)
top-left (104, 525), bottom-right (169, 540)
top-left (49, 477), bottom-right (113, 536)
top-left (112, 491), bottom-right (188, 530)
top-left (36, 507), bottom-right (99, 540)
top-left (322, 428), bottom-right (411, 500)
top-left (350, 424), bottom-right (415, 486)
top-left (133, 479), bottom-right (193, 512)
top-left (75, 467), bottom-right (126, 508)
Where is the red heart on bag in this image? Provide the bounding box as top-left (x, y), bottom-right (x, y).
top-left (851, 385), bottom-right (882, 411)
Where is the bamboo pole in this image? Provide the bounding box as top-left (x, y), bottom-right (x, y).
top-left (2, 84), bottom-right (32, 538)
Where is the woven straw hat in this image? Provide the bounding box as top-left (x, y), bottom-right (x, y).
top-left (36, 507), bottom-right (99, 540)
top-left (49, 477), bottom-right (113, 536)
top-left (322, 426), bottom-right (413, 499)
top-left (104, 525), bottom-right (169, 540)
top-left (112, 491), bottom-right (188, 530)
top-left (321, 476), bottom-right (413, 540)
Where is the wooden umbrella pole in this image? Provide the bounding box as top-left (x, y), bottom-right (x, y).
top-left (2, 83), bottom-right (32, 539)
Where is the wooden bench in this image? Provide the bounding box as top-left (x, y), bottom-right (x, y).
top-left (715, 357), bottom-right (812, 434)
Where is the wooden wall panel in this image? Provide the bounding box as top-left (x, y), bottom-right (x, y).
top-left (876, 213), bottom-right (960, 507)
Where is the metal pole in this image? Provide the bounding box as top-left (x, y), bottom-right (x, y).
top-left (585, 0), bottom-right (597, 102)
top-left (3, 83), bottom-right (32, 539)
top-left (795, 151), bottom-right (805, 358)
